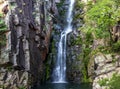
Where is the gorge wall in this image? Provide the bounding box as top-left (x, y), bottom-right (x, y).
top-left (74, 0), bottom-right (120, 89)
top-left (0, 0), bottom-right (59, 88)
top-left (0, 0), bottom-right (120, 89)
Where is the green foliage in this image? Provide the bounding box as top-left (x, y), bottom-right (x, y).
top-left (74, 0), bottom-right (84, 21)
top-left (70, 36), bottom-right (82, 46)
top-left (45, 39), bottom-right (56, 80)
top-left (98, 78), bottom-right (109, 86)
top-left (81, 47), bottom-right (92, 82)
top-left (86, 0), bottom-right (118, 26)
top-left (45, 63), bottom-right (51, 80)
top-left (75, 36), bottom-right (82, 45)
top-left (75, 0), bottom-right (84, 9)
top-left (0, 14), bottom-right (7, 46)
top-left (7, 66), bottom-right (13, 71)
top-left (81, 65), bottom-right (90, 83)
top-left (83, 0), bottom-right (120, 39)
top-left (0, 14), bottom-right (7, 31)
top-left (0, 85), bottom-right (4, 88)
top-left (51, 40), bottom-right (56, 53)
top-left (108, 73), bottom-right (120, 89)
top-left (0, 34), bottom-right (6, 45)
top-left (56, 0), bottom-right (66, 16)
top-left (99, 73), bottom-right (120, 89)
top-left (77, 0), bottom-right (120, 82)
top-left (112, 41), bottom-right (120, 52)
top-left (56, 0), bottom-right (64, 8)
top-left (18, 86), bottom-right (26, 89)
top-left (78, 28), bottom-right (93, 82)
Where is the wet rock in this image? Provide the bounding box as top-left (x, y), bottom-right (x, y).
top-left (66, 30), bottom-right (82, 83)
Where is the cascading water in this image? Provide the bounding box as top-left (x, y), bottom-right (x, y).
top-left (52, 0), bottom-right (75, 83)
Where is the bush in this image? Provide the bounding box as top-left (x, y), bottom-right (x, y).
top-left (99, 73), bottom-right (120, 89)
top-left (108, 73), bottom-right (120, 89)
top-left (112, 41), bottom-right (120, 52)
top-left (0, 14), bottom-right (7, 46)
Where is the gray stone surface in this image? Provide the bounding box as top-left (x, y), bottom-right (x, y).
top-left (0, 0), bottom-right (58, 88)
top-left (92, 54), bottom-right (120, 89)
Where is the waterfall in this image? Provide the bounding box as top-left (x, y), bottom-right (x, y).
top-left (52, 0), bottom-right (75, 83)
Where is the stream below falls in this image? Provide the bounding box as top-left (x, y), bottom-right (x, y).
top-left (33, 83), bottom-right (92, 89)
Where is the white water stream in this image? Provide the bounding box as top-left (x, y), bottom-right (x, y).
top-left (52, 0), bottom-right (75, 83)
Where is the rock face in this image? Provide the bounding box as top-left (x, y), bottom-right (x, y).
top-left (73, 0), bottom-right (120, 88)
top-left (0, 0), bottom-right (58, 88)
top-left (66, 0), bottom-right (84, 83)
top-left (66, 31), bottom-right (82, 83)
top-left (0, 69), bottom-right (28, 89)
top-left (47, 0), bottom-right (83, 83)
top-left (91, 54), bottom-right (120, 89)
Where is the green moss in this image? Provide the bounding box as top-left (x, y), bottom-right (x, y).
top-left (108, 73), bottom-right (120, 89)
top-left (0, 34), bottom-right (6, 45)
top-left (112, 41), bottom-right (120, 52)
top-left (0, 14), bottom-right (7, 46)
top-left (69, 35), bottom-right (82, 46)
top-left (75, 0), bottom-right (84, 9)
top-left (45, 63), bottom-right (51, 80)
top-left (81, 66), bottom-right (90, 83)
top-left (73, 0), bottom-right (120, 84)
top-left (0, 85), bottom-right (4, 88)
top-left (45, 38), bottom-right (56, 80)
top-left (56, 0), bottom-right (66, 17)
top-left (0, 14), bottom-right (7, 31)
top-left (7, 66), bottom-right (13, 71)
top-left (77, 46), bottom-right (92, 82)
top-left (98, 78), bottom-right (109, 86)
top-left (73, 1), bottom-right (84, 21)
top-left (56, 0), bottom-right (64, 8)
top-left (75, 36), bottom-right (82, 45)
top-left (51, 39), bottom-right (56, 53)
top-left (18, 86), bottom-right (26, 89)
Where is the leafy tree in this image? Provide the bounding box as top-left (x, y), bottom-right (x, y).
top-left (83, 0), bottom-right (120, 39)
top-left (78, 0), bottom-right (120, 82)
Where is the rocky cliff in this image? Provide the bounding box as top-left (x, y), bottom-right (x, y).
top-left (74, 0), bottom-right (120, 89)
top-left (0, 0), bottom-right (120, 89)
top-left (0, 0), bottom-right (59, 88)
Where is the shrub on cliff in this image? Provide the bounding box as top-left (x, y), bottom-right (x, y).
top-left (0, 14), bottom-right (7, 45)
top-left (99, 73), bottom-right (120, 89)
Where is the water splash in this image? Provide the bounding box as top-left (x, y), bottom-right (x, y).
top-left (52, 0), bottom-right (75, 83)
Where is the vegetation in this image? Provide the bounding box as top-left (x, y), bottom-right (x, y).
top-left (0, 0), bottom-right (120, 88)
top-left (99, 73), bottom-right (120, 89)
top-left (0, 14), bottom-right (7, 46)
top-left (82, 0), bottom-right (120, 44)
top-left (75, 0), bottom-right (120, 83)
top-left (18, 86), bottom-right (26, 89)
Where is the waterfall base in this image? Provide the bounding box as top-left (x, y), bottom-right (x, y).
top-left (52, 81), bottom-right (67, 83)
top-left (32, 83), bottom-right (92, 89)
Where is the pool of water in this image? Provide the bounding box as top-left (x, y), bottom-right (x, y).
top-left (32, 83), bottom-right (92, 89)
